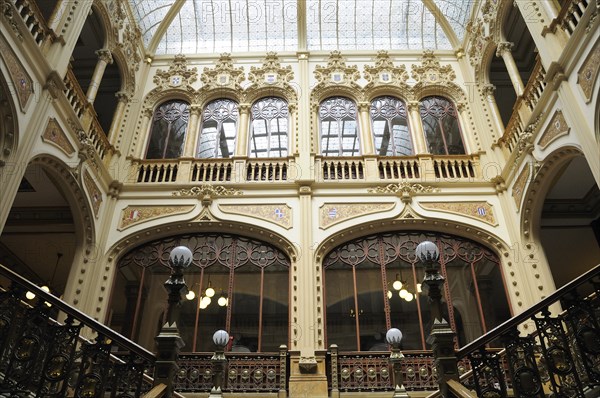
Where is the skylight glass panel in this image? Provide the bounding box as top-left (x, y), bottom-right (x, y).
top-left (306, 0), bottom-right (453, 51)
top-left (433, 0), bottom-right (475, 42)
top-left (155, 0), bottom-right (297, 55)
top-left (128, 0), bottom-right (175, 47)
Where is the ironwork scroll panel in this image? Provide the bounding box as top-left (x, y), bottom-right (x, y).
top-left (226, 354), bottom-right (281, 392)
top-left (502, 329), bottom-right (545, 398)
top-left (337, 353), bottom-right (393, 391)
top-left (174, 354), bottom-right (214, 392)
top-left (73, 335), bottom-right (113, 398)
top-left (468, 348), bottom-right (508, 398)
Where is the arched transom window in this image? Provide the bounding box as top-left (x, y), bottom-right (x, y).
top-left (319, 97), bottom-right (360, 157)
top-left (249, 97), bottom-right (289, 158)
top-left (112, 233), bottom-right (290, 353)
top-left (197, 99), bottom-right (239, 158)
top-left (323, 232), bottom-right (511, 352)
top-left (370, 96), bottom-right (413, 156)
top-left (420, 96), bottom-right (466, 155)
top-left (145, 100), bottom-right (190, 159)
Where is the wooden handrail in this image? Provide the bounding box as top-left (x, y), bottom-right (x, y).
top-left (0, 262), bottom-right (156, 362)
top-left (457, 263), bottom-right (600, 358)
top-left (447, 379), bottom-right (477, 398)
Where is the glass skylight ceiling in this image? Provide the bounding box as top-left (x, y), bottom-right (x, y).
top-left (127, 0), bottom-right (475, 55)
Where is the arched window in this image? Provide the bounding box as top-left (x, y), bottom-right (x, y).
top-left (370, 96), bottom-right (413, 156)
top-left (319, 97), bottom-right (360, 157)
top-left (249, 97), bottom-right (289, 158)
top-left (323, 232), bottom-right (511, 351)
top-left (111, 233), bottom-right (290, 353)
top-left (420, 96), bottom-right (466, 155)
top-left (145, 100), bottom-right (190, 159)
top-left (197, 99), bottom-right (239, 158)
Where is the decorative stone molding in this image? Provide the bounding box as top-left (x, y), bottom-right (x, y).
top-left (368, 183), bottom-right (438, 203)
top-left (363, 50), bottom-right (410, 96)
top-left (512, 165), bottom-right (531, 210)
top-left (411, 50), bottom-right (456, 86)
top-left (466, 21), bottom-right (492, 77)
top-left (119, 205), bottom-right (195, 230)
top-left (420, 201), bottom-right (497, 226)
top-left (0, 32), bottom-right (33, 110)
top-left (246, 52), bottom-right (297, 103)
top-left (219, 204), bottom-right (292, 229)
top-left (1, 0), bottom-right (23, 41)
top-left (199, 53), bottom-right (244, 94)
top-left (173, 183), bottom-right (242, 206)
top-left (577, 39), bottom-right (600, 102)
top-left (538, 110), bottom-right (570, 149)
top-left (312, 51), bottom-right (363, 101)
top-left (319, 203), bottom-right (395, 229)
top-left (83, 170), bottom-right (103, 218)
top-left (42, 118), bottom-right (75, 155)
top-left (154, 54), bottom-right (197, 90)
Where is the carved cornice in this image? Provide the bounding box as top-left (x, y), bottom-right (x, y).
top-left (368, 183), bottom-right (438, 203)
top-left (173, 183), bottom-right (242, 206)
top-left (200, 53), bottom-right (245, 92)
top-left (363, 50), bottom-right (410, 93)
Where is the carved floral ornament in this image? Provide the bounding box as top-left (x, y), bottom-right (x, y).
top-left (200, 53), bottom-right (245, 92)
top-left (153, 54), bottom-right (198, 90)
top-left (173, 183), bottom-right (242, 206)
top-left (363, 50), bottom-right (410, 92)
top-left (368, 183), bottom-right (439, 203)
top-left (246, 52), bottom-right (297, 102)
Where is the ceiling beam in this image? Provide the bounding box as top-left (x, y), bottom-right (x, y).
top-left (297, 0), bottom-right (307, 51)
top-left (422, 0), bottom-right (460, 50)
top-left (147, 0), bottom-right (186, 55)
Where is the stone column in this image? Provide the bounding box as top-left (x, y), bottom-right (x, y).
top-left (86, 49), bottom-right (113, 104)
top-left (496, 42), bottom-right (525, 97)
top-left (132, 107), bottom-right (154, 159)
top-left (107, 91), bottom-right (130, 144)
top-left (234, 103), bottom-right (251, 157)
top-left (482, 84), bottom-right (506, 135)
top-left (407, 101), bottom-right (427, 154)
top-left (183, 105), bottom-right (202, 157)
top-left (357, 102), bottom-right (374, 155)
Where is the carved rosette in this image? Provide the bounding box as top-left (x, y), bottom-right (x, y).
top-left (319, 203), bottom-right (395, 229)
top-left (420, 201), bottom-right (497, 226)
top-left (173, 184), bottom-right (242, 206)
top-left (247, 52), bottom-right (296, 102)
top-left (83, 170), bottom-right (103, 217)
top-left (368, 183), bottom-right (438, 203)
top-left (200, 53), bottom-right (245, 92)
top-left (512, 166), bottom-right (531, 210)
top-left (219, 204), bottom-right (293, 229)
top-left (42, 118), bottom-right (75, 155)
top-left (577, 40), bottom-right (599, 102)
top-left (363, 50), bottom-right (410, 91)
top-left (119, 205), bottom-right (195, 230)
top-left (538, 110), bottom-right (570, 148)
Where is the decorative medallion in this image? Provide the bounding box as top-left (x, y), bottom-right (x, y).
top-left (512, 165), bottom-right (531, 210)
top-left (83, 170), bottom-right (102, 217)
top-left (247, 52), bottom-right (295, 97)
top-left (538, 110), bottom-right (570, 148)
top-left (363, 50), bottom-right (410, 88)
top-left (119, 205), bottom-right (195, 230)
top-left (319, 203), bottom-right (395, 229)
top-left (368, 183), bottom-right (438, 203)
top-left (153, 54), bottom-right (197, 90)
top-left (314, 51), bottom-right (361, 85)
top-left (0, 33), bottom-right (33, 110)
top-left (200, 53), bottom-right (245, 91)
top-left (420, 201), bottom-right (497, 226)
top-left (42, 118), bottom-right (75, 155)
top-left (411, 50), bottom-right (456, 85)
top-left (577, 40), bottom-right (599, 102)
top-left (219, 204), bottom-right (292, 229)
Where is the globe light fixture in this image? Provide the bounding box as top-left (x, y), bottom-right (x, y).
top-left (213, 329), bottom-right (230, 347)
top-left (205, 281), bottom-right (215, 298)
top-left (386, 328), bottom-right (403, 346)
top-left (218, 295), bottom-right (228, 307)
top-left (168, 246), bottom-right (193, 268)
top-left (40, 285), bottom-right (50, 293)
top-left (25, 291), bottom-right (36, 300)
top-left (185, 290), bottom-right (196, 300)
top-left (387, 290), bottom-right (392, 299)
top-left (415, 241), bottom-right (440, 264)
top-left (392, 274), bottom-right (403, 291)
top-left (405, 292), bottom-right (414, 302)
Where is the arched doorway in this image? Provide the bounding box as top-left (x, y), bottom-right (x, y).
top-left (323, 231), bottom-right (512, 351)
top-left (110, 233), bottom-right (291, 352)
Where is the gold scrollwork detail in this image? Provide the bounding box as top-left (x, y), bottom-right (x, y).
top-left (320, 203), bottom-right (395, 229)
top-left (219, 204), bottom-right (292, 229)
top-left (420, 201), bottom-right (497, 226)
top-left (119, 205), bottom-right (195, 230)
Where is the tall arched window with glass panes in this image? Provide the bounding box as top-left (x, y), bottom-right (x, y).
top-left (197, 99), bottom-right (239, 158)
top-left (145, 100), bottom-right (190, 159)
top-left (319, 97), bottom-right (360, 157)
top-left (420, 96), bottom-right (466, 155)
top-left (249, 97), bottom-right (289, 158)
top-left (370, 96), bottom-right (413, 156)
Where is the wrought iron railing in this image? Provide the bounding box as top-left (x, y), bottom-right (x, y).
top-left (173, 346), bottom-right (289, 393)
top-left (455, 264), bottom-right (600, 397)
top-left (0, 263), bottom-right (156, 397)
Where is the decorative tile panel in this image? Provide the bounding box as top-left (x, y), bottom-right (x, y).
top-left (319, 203), bottom-right (395, 229)
top-left (578, 40), bottom-right (600, 102)
top-left (42, 118), bottom-right (75, 155)
top-left (119, 205), bottom-right (195, 230)
top-left (512, 166), bottom-right (531, 210)
top-left (219, 204), bottom-right (292, 229)
top-left (0, 33), bottom-right (33, 110)
top-left (538, 110), bottom-right (570, 149)
top-left (420, 201), bottom-right (497, 226)
top-left (83, 170), bottom-right (102, 217)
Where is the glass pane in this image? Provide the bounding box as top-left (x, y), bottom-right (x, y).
top-left (388, 262), bottom-right (423, 350)
top-left (261, 263), bottom-right (289, 351)
top-left (420, 96), bottom-right (465, 155)
top-left (193, 267), bottom-right (229, 352)
top-left (146, 100), bottom-right (189, 159)
top-left (325, 263), bottom-right (357, 351)
top-left (229, 263), bottom-right (261, 352)
top-left (197, 99), bottom-right (239, 158)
